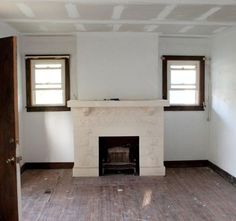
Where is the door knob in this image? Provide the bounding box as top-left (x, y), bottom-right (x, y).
top-left (6, 157), bottom-right (15, 164)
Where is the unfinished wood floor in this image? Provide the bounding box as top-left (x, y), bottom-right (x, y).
top-left (21, 168), bottom-right (236, 221)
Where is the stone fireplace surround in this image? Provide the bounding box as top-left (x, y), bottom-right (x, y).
top-left (68, 100), bottom-right (169, 177)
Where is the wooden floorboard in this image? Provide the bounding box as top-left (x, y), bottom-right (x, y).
top-left (21, 168), bottom-right (236, 221)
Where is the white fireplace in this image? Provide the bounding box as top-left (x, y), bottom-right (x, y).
top-left (68, 100), bottom-right (168, 177)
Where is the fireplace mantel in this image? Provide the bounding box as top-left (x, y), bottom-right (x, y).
top-left (68, 99), bottom-right (168, 108)
top-left (68, 99), bottom-right (169, 177)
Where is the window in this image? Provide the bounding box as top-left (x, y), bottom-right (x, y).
top-left (162, 56), bottom-right (205, 111)
top-left (25, 55), bottom-right (70, 112)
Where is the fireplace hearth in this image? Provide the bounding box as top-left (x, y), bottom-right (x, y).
top-left (99, 136), bottom-right (139, 176)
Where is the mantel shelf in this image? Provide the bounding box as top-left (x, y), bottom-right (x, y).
top-left (68, 100), bottom-right (169, 108)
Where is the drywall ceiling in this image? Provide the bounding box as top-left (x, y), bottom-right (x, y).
top-left (0, 0), bottom-right (236, 37)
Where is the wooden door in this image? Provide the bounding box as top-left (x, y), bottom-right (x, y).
top-left (0, 37), bottom-right (18, 221)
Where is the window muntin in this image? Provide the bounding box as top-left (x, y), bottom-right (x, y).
top-left (31, 59), bottom-right (65, 106)
top-left (162, 56), bottom-right (205, 111)
top-left (25, 55), bottom-right (70, 112)
top-left (168, 60), bottom-right (200, 106)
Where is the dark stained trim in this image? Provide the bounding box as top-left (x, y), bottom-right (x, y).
top-left (208, 161), bottom-right (236, 187)
top-left (162, 56), bottom-right (168, 102)
top-left (164, 106), bottom-right (205, 111)
top-left (25, 54), bottom-right (70, 59)
top-left (26, 106), bottom-right (70, 112)
top-left (162, 55), bottom-right (205, 61)
top-left (65, 57), bottom-right (70, 108)
top-left (164, 160), bottom-right (209, 168)
top-left (25, 58), bottom-right (32, 111)
top-left (20, 163), bottom-right (27, 174)
top-left (20, 161), bottom-right (236, 187)
top-left (199, 56), bottom-right (205, 110)
top-left (165, 160), bottom-right (236, 186)
top-left (25, 54), bottom-right (71, 112)
top-left (162, 55), bottom-right (205, 111)
top-left (21, 162), bottom-right (74, 173)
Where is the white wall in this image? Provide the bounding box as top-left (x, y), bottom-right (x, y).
top-left (160, 37), bottom-right (210, 160)
top-left (77, 33), bottom-right (159, 100)
top-left (210, 27), bottom-right (236, 177)
top-left (20, 33), bottom-right (160, 162)
top-left (20, 34), bottom-right (211, 163)
top-left (0, 22), bottom-right (18, 38)
top-left (20, 36), bottom-right (76, 162)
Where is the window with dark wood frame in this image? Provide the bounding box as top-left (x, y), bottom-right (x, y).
top-left (162, 55), bottom-right (205, 111)
top-left (25, 55), bottom-right (70, 112)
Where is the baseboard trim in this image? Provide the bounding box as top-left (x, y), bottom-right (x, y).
top-left (21, 162), bottom-right (74, 174)
top-left (164, 160), bottom-right (236, 186)
top-left (20, 161), bottom-right (236, 186)
top-left (22, 160), bottom-right (208, 173)
top-left (20, 163), bottom-right (27, 174)
top-left (208, 161), bottom-right (236, 186)
top-left (164, 160), bottom-right (209, 168)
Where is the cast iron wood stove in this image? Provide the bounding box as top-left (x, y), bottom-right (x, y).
top-left (99, 136), bottom-right (139, 176)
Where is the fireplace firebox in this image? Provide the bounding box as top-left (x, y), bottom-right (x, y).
top-left (99, 136), bottom-right (139, 176)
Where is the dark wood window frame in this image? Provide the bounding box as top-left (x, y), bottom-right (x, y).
top-left (162, 55), bottom-right (205, 111)
top-left (25, 54), bottom-right (71, 112)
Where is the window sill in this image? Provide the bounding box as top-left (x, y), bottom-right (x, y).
top-left (164, 105), bottom-right (205, 111)
top-left (26, 106), bottom-right (71, 112)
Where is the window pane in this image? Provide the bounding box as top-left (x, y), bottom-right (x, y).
top-left (35, 69), bottom-right (62, 84)
top-left (171, 70), bottom-right (196, 84)
top-left (169, 90), bottom-right (197, 105)
top-left (35, 64), bottom-right (62, 68)
top-left (171, 85), bottom-right (196, 89)
top-left (170, 65), bottom-right (196, 70)
top-left (34, 90), bottom-right (64, 105)
top-left (35, 84), bottom-right (62, 89)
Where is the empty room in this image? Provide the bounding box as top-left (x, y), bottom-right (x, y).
top-left (0, 0), bottom-right (236, 220)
